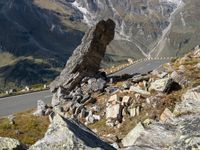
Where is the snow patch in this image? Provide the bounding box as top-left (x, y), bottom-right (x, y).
top-left (71, 1), bottom-right (91, 25)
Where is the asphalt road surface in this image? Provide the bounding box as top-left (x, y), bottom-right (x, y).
top-left (110, 59), bottom-right (170, 76)
top-left (0, 59), bottom-right (170, 117)
top-left (0, 90), bottom-right (52, 117)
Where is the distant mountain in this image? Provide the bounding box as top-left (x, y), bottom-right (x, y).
top-left (71, 0), bottom-right (200, 60)
top-left (0, 0), bottom-right (200, 90)
top-left (0, 0), bottom-right (85, 90)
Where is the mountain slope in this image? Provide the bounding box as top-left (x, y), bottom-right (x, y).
top-left (0, 0), bottom-right (85, 90)
top-left (0, 0), bottom-right (200, 90)
top-left (71, 0), bottom-right (200, 60)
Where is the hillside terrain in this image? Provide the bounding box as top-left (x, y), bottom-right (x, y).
top-left (0, 0), bottom-right (200, 90)
top-left (0, 19), bottom-right (199, 149)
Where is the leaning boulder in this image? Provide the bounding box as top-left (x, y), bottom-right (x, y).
top-left (50, 19), bottom-right (115, 93)
top-left (29, 114), bottom-right (116, 150)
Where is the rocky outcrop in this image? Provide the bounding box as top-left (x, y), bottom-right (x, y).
top-left (122, 86), bottom-right (200, 149)
top-left (174, 85), bottom-right (200, 115)
top-left (29, 114), bottom-right (115, 150)
top-left (0, 137), bottom-right (26, 150)
top-left (50, 19), bottom-right (115, 93)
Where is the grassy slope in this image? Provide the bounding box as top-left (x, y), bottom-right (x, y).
top-left (0, 110), bottom-right (49, 145)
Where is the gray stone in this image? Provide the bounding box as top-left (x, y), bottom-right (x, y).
top-left (45, 108), bottom-right (52, 116)
top-left (33, 100), bottom-right (46, 116)
top-left (132, 74), bottom-right (151, 83)
top-left (122, 81), bottom-right (132, 90)
top-left (122, 122), bottom-right (145, 147)
top-left (0, 137), bottom-right (26, 150)
top-left (160, 108), bottom-right (174, 123)
top-left (88, 78), bottom-right (107, 92)
top-left (149, 78), bottom-right (170, 92)
top-left (106, 119), bottom-right (115, 127)
top-left (129, 107), bottom-right (136, 117)
top-left (51, 93), bottom-right (60, 107)
top-left (79, 108), bottom-right (88, 118)
top-left (50, 19), bottom-right (115, 93)
top-left (129, 86), bottom-right (150, 95)
top-left (174, 86), bottom-right (200, 115)
top-left (149, 78), bottom-right (181, 94)
top-left (80, 94), bottom-right (91, 103)
top-left (108, 94), bottom-right (120, 103)
top-left (105, 87), bottom-right (119, 94)
top-left (106, 104), bottom-right (122, 119)
top-left (121, 96), bottom-right (131, 106)
top-left (7, 115), bottom-right (15, 125)
top-left (29, 114), bottom-right (116, 150)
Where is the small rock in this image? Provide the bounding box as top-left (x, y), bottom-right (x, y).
top-left (33, 100), bottom-right (46, 116)
top-left (122, 81), bottom-right (132, 90)
top-left (160, 108), bottom-right (174, 123)
top-left (93, 115), bottom-right (101, 121)
top-left (8, 115), bottom-right (15, 125)
top-left (63, 101), bottom-right (74, 112)
top-left (130, 86), bottom-right (150, 95)
top-left (121, 96), bottom-right (131, 106)
top-left (106, 119), bottom-right (115, 127)
top-left (143, 118), bottom-right (152, 126)
top-left (136, 106), bottom-right (140, 116)
top-left (108, 94), bottom-right (120, 103)
top-left (178, 65), bottom-right (186, 72)
top-left (106, 104), bottom-right (122, 119)
top-left (79, 108), bottom-right (88, 118)
top-left (105, 87), bottom-right (119, 94)
top-left (129, 107), bottom-right (136, 117)
top-left (45, 108), bottom-right (52, 116)
top-left (111, 142), bottom-right (119, 149)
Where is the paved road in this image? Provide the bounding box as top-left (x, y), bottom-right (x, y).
top-left (0, 59), bottom-right (170, 117)
top-left (110, 59), bottom-right (170, 76)
top-left (0, 90), bottom-right (52, 117)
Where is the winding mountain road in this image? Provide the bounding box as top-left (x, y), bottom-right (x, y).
top-left (0, 58), bottom-right (171, 117)
top-left (110, 58), bottom-right (170, 76)
top-left (0, 90), bottom-right (52, 117)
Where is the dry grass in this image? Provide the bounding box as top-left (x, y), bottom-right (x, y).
top-left (0, 110), bottom-right (49, 145)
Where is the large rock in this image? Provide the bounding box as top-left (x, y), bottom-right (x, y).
top-left (29, 114), bottom-right (116, 150)
top-left (122, 86), bottom-right (200, 150)
top-left (174, 86), bottom-right (200, 115)
top-left (50, 19), bottom-right (115, 92)
top-left (124, 115), bottom-right (200, 150)
top-left (0, 137), bottom-right (26, 150)
top-left (149, 78), bottom-right (181, 94)
top-left (122, 122), bottom-right (145, 147)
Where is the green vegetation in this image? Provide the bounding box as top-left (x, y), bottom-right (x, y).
top-left (0, 110), bottom-right (49, 145)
